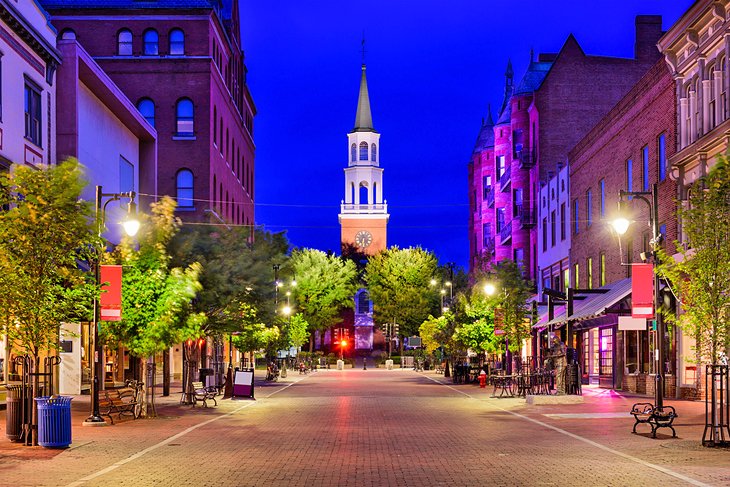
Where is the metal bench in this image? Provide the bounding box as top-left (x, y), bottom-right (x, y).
top-left (630, 402), bottom-right (678, 438)
top-left (99, 384), bottom-right (141, 424)
top-left (192, 381), bottom-right (217, 408)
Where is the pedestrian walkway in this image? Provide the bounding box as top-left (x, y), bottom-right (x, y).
top-left (0, 368), bottom-right (727, 486)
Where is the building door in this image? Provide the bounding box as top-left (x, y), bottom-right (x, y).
top-left (599, 327), bottom-right (614, 388)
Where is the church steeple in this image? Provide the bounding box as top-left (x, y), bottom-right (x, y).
top-left (353, 64), bottom-right (374, 132)
top-left (499, 59), bottom-right (514, 116)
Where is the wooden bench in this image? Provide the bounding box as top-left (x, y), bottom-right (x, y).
top-left (192, 381), bottom-right (217, 408)
top-left (630, 402), bottom-right (678, 438)
top-left (99, 386), bottom-right (140, 424)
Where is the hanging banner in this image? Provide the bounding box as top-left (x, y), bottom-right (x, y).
top-left (494, 307), bottom-right (505, 336)
top-left (619, 316), bottom-right (647, 331)
top-left (100, 265), bottom-right (123, 321)
top-left (631, 263), bottom-right (654, 318)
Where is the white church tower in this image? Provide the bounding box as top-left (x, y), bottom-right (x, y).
top-left (339, 62), bottom-right (389, 255)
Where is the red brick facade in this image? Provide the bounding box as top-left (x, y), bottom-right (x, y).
top-left (45, 2), bottom-right (255, 226)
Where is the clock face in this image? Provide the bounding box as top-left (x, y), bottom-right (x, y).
top-left (354, 230), bottom-right (373, 248)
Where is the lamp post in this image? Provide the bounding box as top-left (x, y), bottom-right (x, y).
top-left (611, 183), bottom-right (665, 409)
top-left (84, 186), bottom-right (139, 425)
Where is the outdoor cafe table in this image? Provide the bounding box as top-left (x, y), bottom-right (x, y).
top-left (490, 374), bottom-right (514, 398)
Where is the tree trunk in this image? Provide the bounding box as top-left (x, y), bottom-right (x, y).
top-left (162, 349), bottom-right (170, 397)
top-left (31, 354), bottom-right (39, 446)
top-left (140, 357), bottom-right (148, 418)
top-left (308, 335), bottom-right (314, 353)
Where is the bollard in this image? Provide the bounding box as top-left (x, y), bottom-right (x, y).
top-left (363, 358), bottom-right (367, 370)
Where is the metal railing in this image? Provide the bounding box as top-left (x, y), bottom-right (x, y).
top-left (519, 149), bottom-right (535, 169)
top-left (486, 188), bottom-right (495, 207)
top-left (499, 170), bottom-right (511, 191)
top-left (499, 220), bottom-right (512, 244)
top-left (340, 203), bottom-right (388, 214)
top-left (515, 204), bottom-right (537, 227)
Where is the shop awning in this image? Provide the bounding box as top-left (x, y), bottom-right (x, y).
top-left (542, 278), bottom-right (632, 328)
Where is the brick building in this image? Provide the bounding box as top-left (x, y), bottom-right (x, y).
top-left (566, 59), bottom-right (677, 393)
top-left (469, 16), bottom-right (665, 285)
top-left (657, 0), bottom-right (730, 398)
top-left (41, 0), bottom-right (255, 225)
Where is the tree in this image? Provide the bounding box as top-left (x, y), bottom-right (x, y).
top-left (290, 249), bottom-right (358, 351)
top-left (481, 260), bottom-right (534, 353)
top-left (286, 313), bottom-right (310, 358)
top-left (453, 290), bottom-right (500, 357)
top-left (104, 197), bottom-right (205, 416)
top-left (365, 246), bottom-right (438, 341)
top-left (658, 158), bottom-right (730, 368)
top-left (0, 159), bottom-right (97, 444)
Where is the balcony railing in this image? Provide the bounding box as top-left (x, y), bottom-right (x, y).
top-left (340, 202), bottom-right (388, 214)
top-left (483, 236), bottom-right (495, 254)
top-left (499, 170), bottom-right (511, 191)
top-left (515, 204), bottom-right (536, 228)
top-left (519, 149), bottom-right (535, 169)
top-left (499, 220), bottom-right (512, 244)
top-left (486, 188), bottom-right (495, 207)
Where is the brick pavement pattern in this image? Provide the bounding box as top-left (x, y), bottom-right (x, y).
top-left (2, 369), bottom-right (730, 486)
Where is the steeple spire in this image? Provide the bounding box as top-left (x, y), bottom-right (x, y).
top-left (353, 63), bottom-right (374, 132)
top-left (485, 103), bottom-right (494, 126)
top-left (499, 59), bottom-right (514, 116)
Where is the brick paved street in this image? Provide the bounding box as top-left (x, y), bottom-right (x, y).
top-left (2, 369), bottom-right (730, 486)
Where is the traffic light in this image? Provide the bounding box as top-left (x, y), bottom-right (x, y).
top-left (333, 328), bottom-right (340, 342)
top-left (393, 323), bottom-right (399, 336)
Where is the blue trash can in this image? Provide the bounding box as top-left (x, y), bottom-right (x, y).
top-left (35, 396), bottom-right (73, 448)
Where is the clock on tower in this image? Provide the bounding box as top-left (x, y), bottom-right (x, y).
top-left (338, 61), bottom-right (389, 255)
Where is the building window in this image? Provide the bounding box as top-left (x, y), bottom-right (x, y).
top-left (359, 141), bottom-right (368, 161)
top-left (482, 223), bottom-right (491, 247)
top-left (542, 217), bottom-right (548, 251)
top-left (550, 209), bottom-right (556, 247)
top-left (371, 144), bottom-right (377, 162)
top-left (136, 98), bottom-right (155, 127)
top-left (658, 133), bottom-right (666, 182)
top-left (587, 257), bottom-right (593, 290)
top-left (175, 98), bottom-right (194, 135)
top-left (626, 158), bottom-right (633, 192)
top-left (24, 82), bottom-right (42, 147)
top-left (659, 223), bottom-right (667, 241)
top-left (169, 29), bottom-right (184, 55)
top-left (573, 199), bottom-right (579, 235)
top-left (573, 263), bottom-right (579, 288)
top-left (117, 29), bottom-right (132, 56)
top-left (143, 29), bottom-right (159, 56)
top-left (563, 268), bottom-right (569, 294)
top-left (560, 202), bottom-right (566, 241)
top-left (599, 179), bottom-right (605, 218)
top-left (642, 146), bottom-right (649, 191)
top-left (514, 248), bottom-right (524, 270)
top-left (213, 107), bottom-right (217, 145)
top-left (497, 155), bottom-right (506, 177)
top-left (482, 175), bottom-right (492, 199)
top-left (586, 189), bottom-right (592, 228)
top-left (600, 253), bottom-right (606, 286)
top-left (119, 156), bottom-right (134, 194)
top-left (176, 169), bottom-right (194, 208)
top-left (497, 207), bottom-right (505, 232)
top-left (351, 143), bottom-right (356, 162)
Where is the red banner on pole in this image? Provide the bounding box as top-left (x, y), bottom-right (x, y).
top-left (100, 265), bottom-right (123, 321)
top-left (494, 307), bottom-right (505, 336)
top-left (632, 263), bottom-right (654, 318)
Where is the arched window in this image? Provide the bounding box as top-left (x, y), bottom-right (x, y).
top-left (176, 169), bottom-right (194, 208)
top-left (709, 64), bottom-right (717, 128)
top-left (60, 29), bottom-right (76, 40)
top-left (351, 143), bottom-right (356, 162)
top-left (117, 29), bottom-right (132, 56)
top-left (359, 141), bottom-right (368, 161)
top-left (143, 29), bottom-right (159, 56)
top-left (169, 29), bottom-right (184, 55)
top-left (359, 183), bottom-right (368, 205)
top-left (371, 143), bottom-right (377, 162)
top-left (357, 291), bottom-right (370, 314)
top-left (136, 98), bottom-right (155, 127)
top-left (219, 119), bottom-right (223, 149)
top-left (175, 98), bottom-right (194, 135)
top-left (373, 182), bottom-right (378, 203)
top-left (213, 106), bottom-right (217, 146)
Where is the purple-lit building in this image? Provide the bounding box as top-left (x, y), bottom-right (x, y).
top-left (469, 16), bottom-right (665, 285)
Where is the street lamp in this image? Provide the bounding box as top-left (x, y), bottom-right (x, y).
top-left (611, 183), bottom-right (665, 409)
top-left (84, 186), bottom-right (139, 426)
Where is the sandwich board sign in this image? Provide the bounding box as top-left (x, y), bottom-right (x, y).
top-left (233, 369), bottom-right (255, 399)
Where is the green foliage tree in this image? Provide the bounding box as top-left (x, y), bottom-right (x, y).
top-left (658, 158), bottom-right (730, 368)
top-left (365, 246), bottom-right (438, 341)
top-left (286, 313), bottom-right (310, 358)
top-left (481, 260), bottom-right (534, 353)
top-left (0, 159), bottom-right (97, 443)
top-left (105, 197), bottom-right (205, 416)
top-left (290, 249), bottom-right (358, 351)
top-left (453, 290), bottom-right (500, 357)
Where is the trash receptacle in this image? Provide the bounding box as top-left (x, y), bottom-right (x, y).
top-left (35, 396), bottom-right (73, 448)
top-left (5, 385), bottom-right (27, 442)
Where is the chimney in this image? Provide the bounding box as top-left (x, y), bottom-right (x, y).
top-left (635, 15), bottom-right (662, 63)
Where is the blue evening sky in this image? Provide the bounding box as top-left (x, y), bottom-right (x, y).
top-left (240, 1), bottom-right (692, 268)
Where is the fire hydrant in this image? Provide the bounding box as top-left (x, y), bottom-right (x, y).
top-left (479, 370), bottom-right (487, 388)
